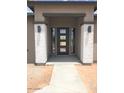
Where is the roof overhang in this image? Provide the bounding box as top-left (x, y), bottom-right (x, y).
top-left (43, 12), bottom-right (85, 17)
top-left (28, 0), bottom-right (97, 6)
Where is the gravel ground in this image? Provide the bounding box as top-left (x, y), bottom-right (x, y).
top-left (75, 64), bottom-right (97, 93)
top-left (27, 64), bottom-right (53, 93)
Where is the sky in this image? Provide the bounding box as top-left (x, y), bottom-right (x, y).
top-left (28, 0), bottom-right (96, 1)
top-left (27, 7), bottom-right (33, 13)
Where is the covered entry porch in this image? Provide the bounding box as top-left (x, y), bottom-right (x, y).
top-left (34, 12), bottom-right (94, 64)
top-left (45, 13), bottom-right (85, 56)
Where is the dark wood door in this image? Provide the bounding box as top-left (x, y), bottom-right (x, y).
top-left (57, 28), bottom-right (69, 55)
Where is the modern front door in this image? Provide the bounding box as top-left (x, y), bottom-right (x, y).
top-left (57, 28), bottom-right (69, 55)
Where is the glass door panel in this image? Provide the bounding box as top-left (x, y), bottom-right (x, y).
top-left (60, 42), bottom-right (66, 46)
top-left (60, 36), bottom-right (66, 40)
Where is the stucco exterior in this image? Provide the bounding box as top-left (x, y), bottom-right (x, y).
top-left (93, 15), bottom-right (97, 62)
top-left (27, 16), bottom-right (35, 63)
top-left (34, 4), bottom-right (95, 22)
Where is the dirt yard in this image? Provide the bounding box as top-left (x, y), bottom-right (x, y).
top-left (76, 63), bottom-right (97, 93)
top-left (27, 64), bottom-right (53, 93)
top-left (27, 63), bottom-right (96, 93)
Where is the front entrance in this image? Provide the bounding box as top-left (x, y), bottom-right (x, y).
top-left (51, 27), bottom-right (75, 55)
top-left (57, 28), bottom-right (69, 55)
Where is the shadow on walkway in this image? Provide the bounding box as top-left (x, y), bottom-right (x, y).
top-left (46, 55), bottom-right (82, 64)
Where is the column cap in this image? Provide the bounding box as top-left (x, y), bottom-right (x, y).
top-left (83, 21), bottom-right (94, 24)
top-left (34, 21), bottom-right (47, 24)
top-left (80, 21), bottom-right (94, 26)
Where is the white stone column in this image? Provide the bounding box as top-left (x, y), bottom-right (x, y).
top-left (34, 24), bottom-right (47, 64)
top-left (80, 24), bottom-right (94, 63)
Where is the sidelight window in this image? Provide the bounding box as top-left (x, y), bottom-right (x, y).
top-left (51, 28), bottom-right (56, 54)
top-left (70, 28), bottom-right (75, 54)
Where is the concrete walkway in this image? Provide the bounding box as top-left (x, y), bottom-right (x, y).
top-left (34, 64), bottom-right (87, 93)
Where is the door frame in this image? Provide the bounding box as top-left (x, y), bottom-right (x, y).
top-left (51, 27), bottom-right (75, 55)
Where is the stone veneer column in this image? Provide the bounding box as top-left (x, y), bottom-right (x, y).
top-left (80, 24), bottom-right (94, 63)
top-left (34, 23), bottom-right (47, 64)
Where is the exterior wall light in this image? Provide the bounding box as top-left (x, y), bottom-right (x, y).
top-left (37, 25), bottom-right (41, 33)
top-left (87, 26), bottom-right (91, 33)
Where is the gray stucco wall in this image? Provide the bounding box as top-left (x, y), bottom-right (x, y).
top-left (49, 17), bottom-right (77, 27)
top-left (34, 4), bottom-right (95, 22)
top-left (27, 16), bottom-right (35, 63)
top-left (47, 26), bottom-right (52, 57)
top-left (93, 16), bottom-right (97, 62)
top-left (75, 26), bottom-right (81, 59)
